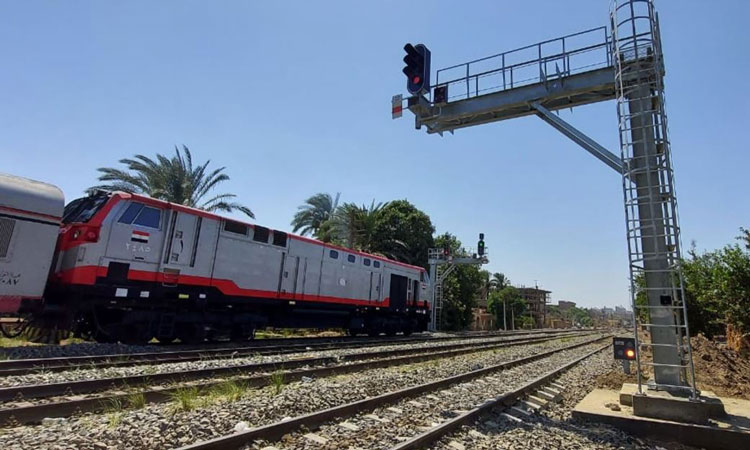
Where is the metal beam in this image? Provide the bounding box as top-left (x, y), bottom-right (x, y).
top-left (530, 102), bottom-right (623, 174)
top-left (416, 66), bottom-right (616, 135)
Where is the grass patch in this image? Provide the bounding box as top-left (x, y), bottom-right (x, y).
top-left (0, 335), bottom-right (36, 348)
top-left (208, 380), bottom-right (248, 403)
top-left (169, 386), bottom-right (200, 413)
top-left (102, 397), bottom-right (124, 413)
top-left (106, 412), bottom-right (122, 429)
top-left (127, 392), bottom-right (146, 409)
top-left (60, 337), bottom-right (87, 345)
top-left (101, 397), bottom-right (125, 429)
top-left (269, 371), bottom-right (285, 396)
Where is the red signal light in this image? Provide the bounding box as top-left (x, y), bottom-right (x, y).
top-left (412, 75), bottom-right (421, 84)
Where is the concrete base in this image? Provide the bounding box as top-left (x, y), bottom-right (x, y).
top-left (619, 383), bottom-right (726, 424)
top-left (573, 389), bottom-right (750, 450)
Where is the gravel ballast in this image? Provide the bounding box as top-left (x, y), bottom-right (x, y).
top-left (0, 335), bottom-right (603, 449)
top-left (260, 341), bottom-right (608, 450)
top-left (0, 333), bottom-right (583, 389)
top-left (430, 349), bottom-right (697, 450)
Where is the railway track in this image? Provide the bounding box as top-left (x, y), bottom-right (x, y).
top-left (0, 331), bottom-right (593, 426)
top-left (0, 328), bottom-right (585, 376)
top-left (390, 344), bottom-right (608, 450)
top-left (174, 334), bottom-right (610, 449)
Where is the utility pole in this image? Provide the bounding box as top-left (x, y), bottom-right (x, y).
top-left (502, 300), bottom-right (507, 331)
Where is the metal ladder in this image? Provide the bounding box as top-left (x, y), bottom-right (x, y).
top-left (611, 0), bottom-right (697, 398)
top-left (433, 264), bottom-right (456, 330)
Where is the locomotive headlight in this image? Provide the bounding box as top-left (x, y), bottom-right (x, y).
top-left (72, 230), bottom-right (81, 239)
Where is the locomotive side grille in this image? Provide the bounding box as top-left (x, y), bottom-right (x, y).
top-left (0, 218), bottom-right (15, 258)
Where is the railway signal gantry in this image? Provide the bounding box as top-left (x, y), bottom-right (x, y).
top-left (395, 0), bottom-right (697, 396)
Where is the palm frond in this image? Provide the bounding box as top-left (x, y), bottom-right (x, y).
top-left (89, 145), bottom-right (252, 218)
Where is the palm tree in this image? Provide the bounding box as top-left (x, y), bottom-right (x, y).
top-left (89, 145), bottom-right (254, 217)
top-left (490, 272), bottom-right (510, 291)
top-left (291, 192), bottom-right (340, 237)
top-left (330, 200), bottom-right (388, 252)
top-left (327, 200), bottom-right (410, 260)
top-left (331, 202), bottom-right (363, 249)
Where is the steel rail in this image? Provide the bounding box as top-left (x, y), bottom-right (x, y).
top-left (0, 329), bottom-right (584, 376)
top-left (0, 332), bottom-right (595, 425)
top-left (390, 342), bottom-right (612, 450)
top-left (0, 331), bottom-right (588, 402)
top-left (0, 335), bottom-right (437, 376)
top-left (175, 335), bottom-right (610, 450)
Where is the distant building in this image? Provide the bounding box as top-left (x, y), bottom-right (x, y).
top-left (470, 307), bottom-right (495, 331)
top-left (586, 305), bottom-right (633, 328)
top-left (517, 286), bottom-right (551, 328)
top-left (558, 300), bottom-right (576, 311)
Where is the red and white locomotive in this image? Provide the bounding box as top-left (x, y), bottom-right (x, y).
top-left (1, 173), bottom-right (431, 343)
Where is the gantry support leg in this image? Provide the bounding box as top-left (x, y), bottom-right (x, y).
top-left (530, 102), bottom-right (623, 174)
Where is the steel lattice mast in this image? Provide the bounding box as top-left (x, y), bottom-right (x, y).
top-left (611, 0), bottom-right (697, 396)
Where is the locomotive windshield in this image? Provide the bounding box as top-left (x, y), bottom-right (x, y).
top-left (62, 192), bottom-right (110, 224)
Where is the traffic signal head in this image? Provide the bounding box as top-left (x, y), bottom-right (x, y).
top-left (477, 233), bottom-right (485, 256)
top-left (403, 43), bottom-right (431, 96)
top-left (613, 337), bottom-right (637, 361)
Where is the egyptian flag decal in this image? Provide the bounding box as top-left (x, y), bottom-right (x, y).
top-left (131, 230), bottom-right (150, 243)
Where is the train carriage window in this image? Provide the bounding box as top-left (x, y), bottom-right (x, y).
top-left (329, 250), bottom-right (339, 259)
top-left (272, 231), bottom-right (287, 247)
top-left (347, 254), bottom-right (356, 263)
top-left (253, 226), bottom-right (270, 243)
top-left (133, 206), bottom-right (161, 229)
top-left (373, 261), bottom-right (381, 268)
top-left (118, 203), bottom-right (143, 224)
top-left (224, 220), bottom-right (248, 235)
top-left (363, 258), bottom-right (371, 267)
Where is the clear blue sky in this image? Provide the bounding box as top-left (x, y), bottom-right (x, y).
top-left (1, 1), bottom-right (748, 309)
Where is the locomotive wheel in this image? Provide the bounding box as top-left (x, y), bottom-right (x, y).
top-left (177, 323), bottom-right (207, 345)
top-left (230, 324), bottom-right (255, 342)
top-left (119, 326), bottom-right (152, 346)
top-left (23, 325), bottom-right (69, 344)
top-left (0, 316), bottom-right (30, 339)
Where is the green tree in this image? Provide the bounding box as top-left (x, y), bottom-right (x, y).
top-left (372, 200), bottom-right (435, 268)
top-left (330, 200), bottom-right (396, 254)
top-left (490, 272), bottom-right (510, 291)
top-left (478, 270), bottom-right (492, 304)
top-left (681, 245), bottom-right (725, 338)
top-left (291, 192), bottom-right (340, 237)
top-left (567, 306), bottom-right (594, 327)
top-left (89, 145), bottom-right (253, 217)
top-left (488, 286), bottom-right (525, 330)
top-left (681, 233), bottom-right (750, 339)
